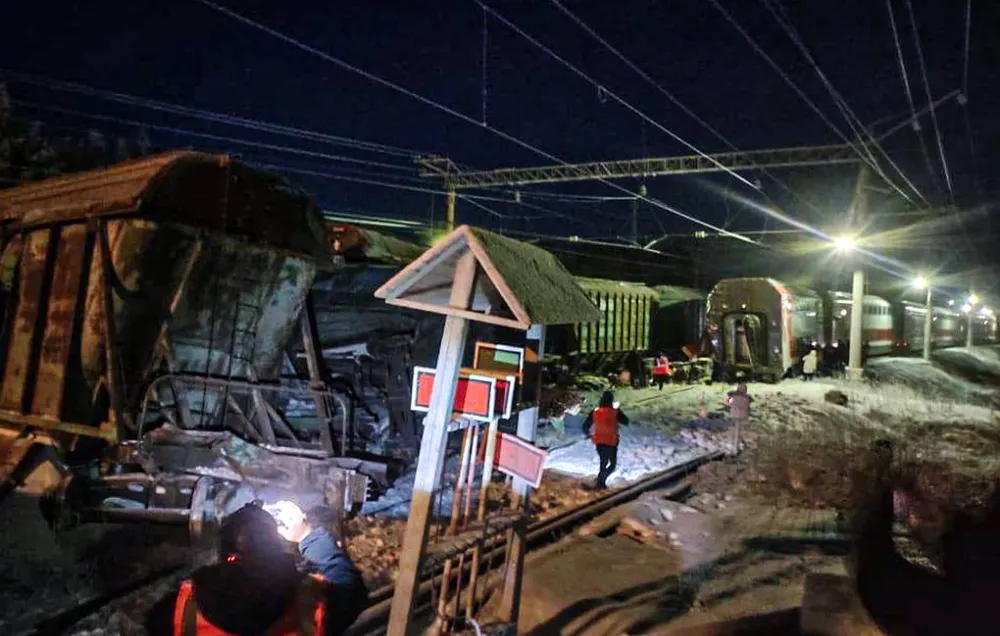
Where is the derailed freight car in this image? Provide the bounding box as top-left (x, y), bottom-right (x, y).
top-left (547, 277), bottom-right (657, 381)
top-left (0, 153), bottom-right (393, 533)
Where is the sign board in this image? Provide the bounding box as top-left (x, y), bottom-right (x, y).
top-left (411, 366), bottom-right (497, 422)
top-left (495, 432), bottom-right (547, 489)
top-left (474, 343), bottom-right (525, 378)
top-left (411, 367), bottom-right (517, 421)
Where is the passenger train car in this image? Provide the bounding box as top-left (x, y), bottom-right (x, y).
top-left (707, 277), bottom-right (998, 381)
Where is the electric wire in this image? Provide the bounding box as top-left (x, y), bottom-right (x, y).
top-left (0, 69), bottom-right (424, 158)
top-left (708, 0), bottom-right (924, 206)
top-left (903, 0), bottom-right (954, 199)
top-left (548, 0), bottom-right (869, 229)
top-left (473, 0), bottom-right (761, 192)
top-left (760, 0), bottom-right (929, 207)
top-left (885, 0), bottom-right (943, 197)
top-left (193, 0), bottom-right (761, 245)
top-left (11, 99), bottom-right (417, 173)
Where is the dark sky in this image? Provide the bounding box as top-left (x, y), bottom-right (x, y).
top-left (1, 0), bottom-right (997, 277)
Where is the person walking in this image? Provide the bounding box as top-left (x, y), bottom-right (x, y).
top-left (147, 502), bottom-right (367, 636)
top-left (652, 353), bottom-right (672, 390)
top-left (725, 383), bottom-right (753, 455)
top-left (582, 390), bottom-right (630, 490)
top-left (802, 347), bottom-right (818, 381)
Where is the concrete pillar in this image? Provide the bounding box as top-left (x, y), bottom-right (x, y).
top-left (847, 269), bottom-right (865, 380)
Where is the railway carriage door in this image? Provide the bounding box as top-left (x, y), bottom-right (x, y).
top-left (722, 313), bottom-right (767, 371)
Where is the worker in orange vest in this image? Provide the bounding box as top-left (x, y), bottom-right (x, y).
top-left (653, 352), bottom-right (673, 390)
top-left (146, 502), bottom-right (366, 636)
top-left (582, 390), bottom-right (631, 490)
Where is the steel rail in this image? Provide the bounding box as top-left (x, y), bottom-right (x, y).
top-left (347, 450), bottom-right (723, 635)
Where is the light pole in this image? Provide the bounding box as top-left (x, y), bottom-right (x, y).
top-left (836, 236), bottom-right (865, 380)
top-left (966, 293), bottom-right (980, 350)
top-left (913, 276), bottom-right (931, 360)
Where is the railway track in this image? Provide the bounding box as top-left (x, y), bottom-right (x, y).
top-left (17, 562), bottom-right (189, 636)
top-left (347, 449), bottom-right (723, 635)
top-left (22, 451), bottom-right (722, 636)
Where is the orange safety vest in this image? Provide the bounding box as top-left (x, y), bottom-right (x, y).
top-left (173, 576), bottom-right (327, 636)
top-left (654, 357), bottom-right (672, 376)
top-left (591, 406), bottom-right (621, 446)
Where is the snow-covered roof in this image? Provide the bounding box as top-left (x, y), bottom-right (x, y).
top-left (375, 225), bottom-right (599, 329)
top-left (576, 277), bottom-right (658, 299)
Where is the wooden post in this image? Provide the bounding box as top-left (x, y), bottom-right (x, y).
top-left (466, 418), bottom-right (500, 620)
top-left (445, 188), bottom-right (457, 232)
top-left (388, 251), bottom-right (477, 635)
top-left (435, 426), bottom-right (474, 633)
top-left (499, 323), bottom-right (545, 625)
top-left (300, 292), bottom-right (335, 454)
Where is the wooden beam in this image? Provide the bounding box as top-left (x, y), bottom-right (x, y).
top-left (464, 231), bottom-right (533, 327)
top-left (385, 297), bottom-right (528, 331)
top-left (374, 231), bottom-right (468, 300)
top-left (499, 323), bottom-right (546, 625)
top-left (388, 250), bottom-right (478, 635)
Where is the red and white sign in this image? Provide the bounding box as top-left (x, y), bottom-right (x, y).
top-left (411, 366), bottom-right (498, 422)
top-left (495, 432), bottom-right (547, 489)
top-left (411, 367), bottom-right (517, 422)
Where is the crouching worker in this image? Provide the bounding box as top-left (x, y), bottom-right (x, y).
top-left (146, 501), bottom-right (367, 636)
top-left (583, 390), bottom-right (630, 490)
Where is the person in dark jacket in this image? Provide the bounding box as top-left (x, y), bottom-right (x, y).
top-left (582, 390), bottom-right (630, 490)
top-left (146, 501), bottom-right (367, 636)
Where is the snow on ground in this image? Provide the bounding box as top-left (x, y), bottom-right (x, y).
top-left (867, 355), bottom-right (996, 406)
top-left (544, 423), bottom-right (709, 486)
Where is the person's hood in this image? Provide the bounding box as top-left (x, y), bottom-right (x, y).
top-left (191, 554), bottom-right (302, 634)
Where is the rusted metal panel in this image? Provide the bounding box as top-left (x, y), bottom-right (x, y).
top-left (1, 229), bottom-right (52, 414)
top-left (0, 152), bottom-right (192, 222)
top-left (32, 224), bottom-right (89, 419)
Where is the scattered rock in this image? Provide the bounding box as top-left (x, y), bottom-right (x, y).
top-left (617, 515), bottom-right (659, 544)
top-left (824, 390), bottom-right (849, 407)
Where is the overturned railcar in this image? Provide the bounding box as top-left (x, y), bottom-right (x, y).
top-left (0, 153), bottom-right (390, 531)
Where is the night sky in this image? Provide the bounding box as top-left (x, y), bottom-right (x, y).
top-left (1, 0), bottom-right (997, 288)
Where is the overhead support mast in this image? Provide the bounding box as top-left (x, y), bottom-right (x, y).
top-left (419, 143), bottom-right (860, 189)
top-left (418, 143), bottom-right (862, 232)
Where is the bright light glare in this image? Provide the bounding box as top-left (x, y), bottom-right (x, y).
top-left (969, 294), bottom-right (980, 305)
top-left (948, 299), bottom-right (955, 306)
top-left (962, 304), bottom-right (972, 313)
top-left (833, 235), bottom-right (856, 252)
top-left (262, 500), bottom-right (306, 541)
top-left (912, 275), bottom-right (928, 289)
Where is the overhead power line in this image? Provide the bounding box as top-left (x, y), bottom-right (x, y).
top-left (473, 0), bottom-right (760, 191)
top-left (759, 0), bottom-right (929, 207)
top-left (884, 0), bottom-right (943, 197)
top-left (707, 0), bottom-right (925, 207)
top-left (903, 0), bottom-right (954, 199)
top-left (548, 0), bottom-right (837, 225)
top-left (1, 69), bottom-right (424, 158)
top-left (11, 100), bottom-right (416, 173)
top-left (193, 0), bottom-right (761, 245)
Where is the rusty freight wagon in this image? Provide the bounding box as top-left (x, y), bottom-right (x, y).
top-left (0, 152), bottom-right (394, 533)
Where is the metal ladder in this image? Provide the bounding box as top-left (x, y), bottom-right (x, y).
top-left (218, 272), bottom-right (271, 439)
